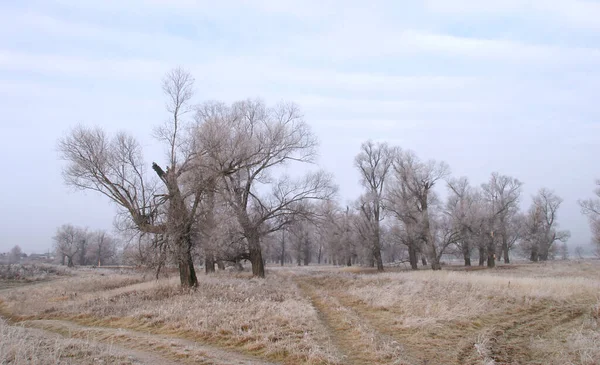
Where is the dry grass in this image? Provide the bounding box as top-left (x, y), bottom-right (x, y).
top-left (0, 261), bottom-right (599, 364)
top-left (0, 263), bottom-right (71, 283)
top-left (291, 262), bottom-right (600, 365)
top-left (1, 269), bottom-right (338, 364)
top-left (0, 317), bottom-right (134, 364)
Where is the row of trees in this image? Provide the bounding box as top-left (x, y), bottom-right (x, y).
top-left (350, 141), bottom-right (571, 271)
top-left (52, 224), bottom-right (118, 267)
top-left (58, 68), bottom-right (335, 285)
top-left (57, 68), bottom-right (589, 287)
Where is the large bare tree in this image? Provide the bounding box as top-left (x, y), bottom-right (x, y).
top-left (481, 172), bottom-right (522, 267)
top-left (579, 179), bottom-right (600, 256)
top-left (446, 177), bottom-right (479, 266)
top-left (58, 68), bottom-right (209, 287)
top-left (388, 150), bottom-right (450, 270)
top-left (354, 140), bottom-right (395, 271)
top-left (523, 188), bottom-right (570, 261)
top-left (195, 99), bottom-right (336, 277)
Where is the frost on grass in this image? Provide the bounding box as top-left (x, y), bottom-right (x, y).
top-left (0, 318), bottom-right (132, 365)
top-left (0, 263), bottom-right (71, 281)
top-left (1, 271), bottom-right (340, 364)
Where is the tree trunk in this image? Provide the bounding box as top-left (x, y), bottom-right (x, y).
top-left (373, 246), bottom-right (384, 272)
top-left (217, 260), bottom-right (225, 270)
top-left (486, 228), bottom-right (496, 268)
top-left (463, 246), bottom-right (471, 266)
top-left (303, 240), bottom-right (310, 266)
top-left (502, 234), bottom-right (510, 264)
top-left (248, 233), bottom-right (265, 278)
top-left (421, 255), bottom-right (427, 266)
top-left (373, 238), bottom-right (383, 271)
top-left (176, 233), bottom-right (198, 287)
top-left (346, 255), bottom-right (352, 266)
top-left (280, 231), bottom-right (285, 266)
top-left (178, 250), bottom-right (198, 288)
top-left (478, 246), bottom-right (486, 266)
top-left (249, 247), bottom-right (265, 277)
top-left (487, 250), bottom-right (496, 268)
top-left (420, 202), bottom-right (440, 271)
top-left (408, 244), bottom-right (418, 270)
top-left (205, 253), bottom-right (215, 273)
top-left (235, 260), bottom-right (243, 271)
top-left (67, 256), bottom-right (74, 267)
top-left (430, 256), bottom-right (442, 270)
top-left (373, 224), bottom-right (384, 272)
top-left (530, 245), bottom-right (539, 262)
top-left (539, 242), bottom-right (550, 261)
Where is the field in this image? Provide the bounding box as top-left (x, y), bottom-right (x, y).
top-left (0, 262), bottom-right (599, 365)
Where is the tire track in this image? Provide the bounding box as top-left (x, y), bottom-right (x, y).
top-left (22, 319), bottom-right (280, 365)
top-left (295, 276), bottom-right (407, 365)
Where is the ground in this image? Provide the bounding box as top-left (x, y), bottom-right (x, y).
top-left (0, 261), bottom-right (598, 365)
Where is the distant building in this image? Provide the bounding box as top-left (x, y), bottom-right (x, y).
top-left (27, 252), bottom-right (54, 262)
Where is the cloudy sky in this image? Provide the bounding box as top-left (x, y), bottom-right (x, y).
top-left (1, 0), bottom-right (599, 254)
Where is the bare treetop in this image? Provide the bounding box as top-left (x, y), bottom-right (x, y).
top-left (354, 140), bottom-right (396, 196)
top-left (196, 99), bottom-right (317, 177)
top-left (58, 126), bottom-right (160, 233)
top-left (481, 172), bottom-right (523, 217)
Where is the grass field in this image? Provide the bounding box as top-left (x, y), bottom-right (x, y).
top-left (0, 261), bottom-right (599, 364)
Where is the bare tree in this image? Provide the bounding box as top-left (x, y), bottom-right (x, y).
top-left (76, 227), bottom-right (90, 265)
top-left (430, 213), bottom-right (461, 266)
top-left (523, 188), bottom-right (570, 261)
top-left (481, 172), bottom-right (523, 267)
top-left (446, 177), bottom-right (478, 266)
top-left (58, 68), bottom-right (210, 287)
top-left (319, 202), bottom-right (356, 266)
top-left (579, 179), bottom-right (600, 255)
top-left (388, 150), bottom-right (450, 270)
top-left (354, 140), bottom-right (395, 271)
top-left (87, 230), bottom-right (118, 266)
top-left (288, 219), bottom-right (314, 266)
top-left (559, 242), bottom-right (569, 260)
top-left (195, 99), bottom-right (336, 277)
top-left (8, 245), bottom-right (22, 265)
top-left (53, 224), bottom-right (84, 267)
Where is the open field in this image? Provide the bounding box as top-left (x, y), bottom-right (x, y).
top-left (0, 261), bottom-right (599, 365)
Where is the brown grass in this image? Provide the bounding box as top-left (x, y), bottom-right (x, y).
top-left (1, 269), bottom-right (338, 364)
top-left (0, 317), bottom-right (135, 364)
top-left (0, 261), bottom-right (599, 364)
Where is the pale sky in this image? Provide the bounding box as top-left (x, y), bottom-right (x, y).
top-left (1, 0), bottom-right (599, 254)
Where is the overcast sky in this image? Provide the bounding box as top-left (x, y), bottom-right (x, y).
top-left (1, 0), bottom-right (599, 254)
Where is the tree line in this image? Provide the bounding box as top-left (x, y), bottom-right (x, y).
top-left (56, 68), bottom-right (598, 287)
top-left (52, 224), bottom-right (118, 267)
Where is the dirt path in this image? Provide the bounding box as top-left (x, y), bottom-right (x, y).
top-left (482, 301), bottom-right (587, 364)
top-left (21, 319), bottom-right (280, 365)
top-left (294, 276), bottom-right (407, 365)
top-left (301, 275), bottom-right (589, 365)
